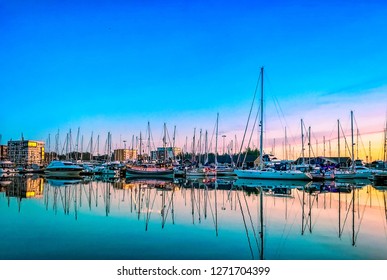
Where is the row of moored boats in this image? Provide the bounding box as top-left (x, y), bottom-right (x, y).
top-left (1, 159), bottom-right (386, 186)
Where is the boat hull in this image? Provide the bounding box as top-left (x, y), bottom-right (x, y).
top-left (234, 178), bottom-right (310, 188)
top-left (44, 170), bottom-right (82, 178)
top-left (126, 168), bottom-right (174, 178)
top-left (234, 169), bottom-right (312, 180)
top-left (335, 171), bottom-right (373, 180)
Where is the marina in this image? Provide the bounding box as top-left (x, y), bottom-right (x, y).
top-left (1, 174), bottom-right (387, 260)
top-left (1, 2), bottom-right (387, 279)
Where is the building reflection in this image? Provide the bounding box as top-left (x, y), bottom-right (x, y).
top-left (5, 175), bottom-right (44, 199)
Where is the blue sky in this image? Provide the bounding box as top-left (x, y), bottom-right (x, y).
top-left (1, 0), bottom-right (386, 159)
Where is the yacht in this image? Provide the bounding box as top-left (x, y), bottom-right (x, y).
top-left (44, 160), bottom-right (83, 177)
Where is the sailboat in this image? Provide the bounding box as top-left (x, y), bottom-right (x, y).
top-left (234, 67), bottom-right (312, 181)
top-left (126, 123), bottom-right (174, 179)
top-left (372, 117), bottom-right (387, 185)
top-left (335, 111), bottom-right (374, 180)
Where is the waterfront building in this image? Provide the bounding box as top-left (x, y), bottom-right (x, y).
top-left (0, 145), bottom-right (8, 160)
top-left (114, 149), bottom-right (137, 162)
top-left (154, 147), bottom-right (182, 162)
top-left (7, 140), bottom-right (45, 165)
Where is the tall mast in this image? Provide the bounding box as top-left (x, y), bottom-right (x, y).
top-left (351, 111), bottom-right (355, 172)
top-left (147, 122), bottom-right (151, 161)
top-left (172, 125), bottom-right (176, 162)
top-left (69, 129), bottom-right (72, 160)
top-left (301, 119), bottom-right (305, 165)
top-left (205, 130), bottom-right (209, 164)
top-left (285, 127), bottom-right (288, 160)
top-left (199, 129), bottom-right (202, 165)
top-left (356, 128), bottom-right (359, 160)
top-left (215, 113), bottom-right (219, 165)
top-left (163, 123), bottom-right (167, 162)
top-left (47, 134), bottom-right (51, 162)
top-left (259, 66), bottom-right (264, 167)
top-left (90, 132), bottom-right (94, 160)
top-left (80, 135), bottom-right (84, 161)
top-left (192, 128), bottom-right (196, 162)
top-left (323, 136), bottom-right (326, 157)
top-left (55, 129), bottom-right (59, 159)
top-left (76, 127), bottom-right (80, 160)
top-left (384, 116), bottom-right (387, 163)
top-left (308, 126), bottom-right (311, 165)
top-left (337, 119), bottom-right (340, 167)
top-left (97, 135), bottom-right (100, 157)
top-left (139, 132), bottom-right (142, 160)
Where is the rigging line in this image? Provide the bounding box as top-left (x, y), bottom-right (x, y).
top-left (236, 71), bottom-right (262, 166)
top-left (272, 96), bottom-right (285, 130)
top-left (265, 72), bottom-right (297, 144)
top-left (242, 107), bottom-right (260, 166)
top-left (340, 122), bottom-right (353, 159)
top-left (237, 191), bottom-right (255, 259)
top-left (353, 116), bottom-right (369, 159)
top-left (271, 96), bottom-right (297, 146)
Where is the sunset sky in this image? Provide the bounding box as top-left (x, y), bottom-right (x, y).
top-left (1, 0), bottom-right (386, 160)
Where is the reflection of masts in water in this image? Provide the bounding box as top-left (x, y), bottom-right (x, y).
top-left (140, 182), bottom-right (176, 230)
top-left (191, 185), bottom-right (195, 224)
top-left (336, 183), bottom-right (370, 246)
top-left (161, 187), bottom-right (176, 228)
top-left (187, 180), bottom-right (220, 235)
top-left (145, 186), bottom-right (156, 231)
top-left (340, 185), bottom-right (357, 246)
top-left (74, 183), bottom-right (78, 220)
top-left (189, 182), bottom-right (206, 226)
top-left (215, 181), bottom-right (218, 236)
top-left (137, 184), bottom-right (143, 220)
top-left (338, 189), bottom-right (342, 238)
top-left (352, 186), bottom-right (355, 246)
top-left (52, 186), bottom-right (73, 216)
top-left (44, 181), bottom-right (50, 210)
top-left (104, 182), bottom-right (111, 216)
top-left (236, 186), bottom-right (262, 259)
top-left (383, 191), bottom-right (387, 220)
top-left (259, 187), bottom-right (264, 260)
top-left (299, 182), bottom-right (316, 235)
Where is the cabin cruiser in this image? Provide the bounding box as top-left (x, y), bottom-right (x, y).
top-left (44, 160), bottom-right (83, 177)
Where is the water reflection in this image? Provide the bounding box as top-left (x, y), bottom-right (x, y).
top-left (1, 175), bottom-right (387, 260)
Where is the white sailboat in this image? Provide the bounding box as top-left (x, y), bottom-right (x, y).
top-left (234, 67), bottom-right (312, 181)
top-left (335, 111), bottom-right (374, 180)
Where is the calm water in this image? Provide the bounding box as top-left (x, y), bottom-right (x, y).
top-left (1, 175), bottom-right (386, 260)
